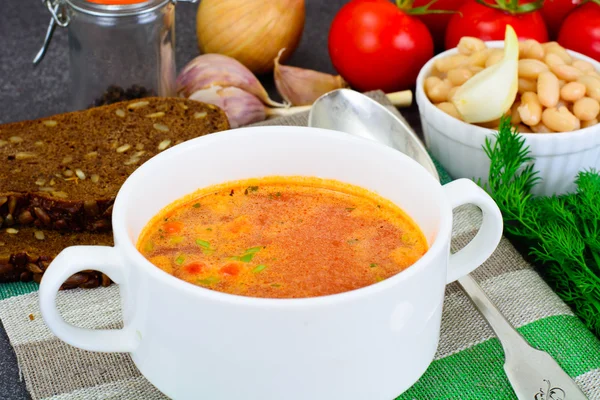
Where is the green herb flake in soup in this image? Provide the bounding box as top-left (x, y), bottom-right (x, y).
top-left (195, 239), bottom-right (211, 249)
top-left (198, 276), bottom-right (220, 286)
top-left (253, 265), bottom-right (267, 273)
top-left (170, 236), bottom-right (184, 244)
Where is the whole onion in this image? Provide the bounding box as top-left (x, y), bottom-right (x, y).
top-left (196, 0), bottom-right (305, 75)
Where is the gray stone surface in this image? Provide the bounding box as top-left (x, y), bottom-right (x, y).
top-left (0, 0), bottom-right (346, 398)
top-left (0, 0), bottom-right (341, 124)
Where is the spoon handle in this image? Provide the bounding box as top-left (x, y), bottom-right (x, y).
top-left (457, 274), bottom-right (525, 350)
top-left (458, 274), bottom-right (588, 400)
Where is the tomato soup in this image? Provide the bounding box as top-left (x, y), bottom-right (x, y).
top-left (137, 176), bottom-right (427, 298)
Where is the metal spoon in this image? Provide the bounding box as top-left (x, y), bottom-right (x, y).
top-left (308, 89), bottom-right (588, 400)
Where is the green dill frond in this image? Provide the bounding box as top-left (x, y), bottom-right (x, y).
top-left (480, 116), bottom-right (600, 337)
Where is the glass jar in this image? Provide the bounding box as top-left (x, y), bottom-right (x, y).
top-left (34, 0), bottom-right (196, 110)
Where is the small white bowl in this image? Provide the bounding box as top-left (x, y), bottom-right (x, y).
top-left (416, 41), bottom-right (600, 195)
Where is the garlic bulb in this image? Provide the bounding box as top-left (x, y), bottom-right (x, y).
top-left (189, 86), bottom-right (266, 128)
top-left (274, 49), bottom-right (348, 106)
top-left (196, 0), bottom-right (305, 75)
top-left (177, 54), bottom-right (284, 107)
top-left (452, 26), bottom-right (519, 123)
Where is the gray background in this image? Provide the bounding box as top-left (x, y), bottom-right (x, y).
top-left (0, 0), bottom-right (422, 398)
top-left (0, 1), bottom-right (344, 124)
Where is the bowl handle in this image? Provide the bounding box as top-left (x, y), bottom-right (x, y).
top-left (39, 246), bottom-right (138, 353)
top-left (442, 179), bottom-right (503, 283)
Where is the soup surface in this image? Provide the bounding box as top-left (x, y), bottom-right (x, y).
top-left (137, 176), bottom-right (427, 299)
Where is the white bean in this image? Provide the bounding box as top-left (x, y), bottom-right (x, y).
top-left (425, 76), bottom-right (442, 96)
top-left (537, 71), bottom-right (560, 108)
top-left (577, 75), bottom-right (600, 101)
top-left (518, 78), bottom-right (537, 94)
top-left (448, 86), bottom-right (460, 101)
top-left (436, 102), bottom-right (462, 119)
top-left (546, 45), bottom-right (572, 64)
top-left (530, 122), bottom-right (555, 133)
top-left (524, 39), bottom-right (544, 60)
top-left (518, 124), bottom-right (533, 133)
top-left (457, 37), bottom-right (486, 56)
top-left (519, 59), bottom-right (549, 79)
top-left (468, 65), bottom-right (484, 75)
top-left (551, 64), bottom-right (583, 81)
top-left (427, 79), bottom-right (453, 103)
top-left (541, 41), bottom-right (560, 51)
top-left (485, 49), bottom-right (504, 68)
top-left (572, 60), bottom-right (595, 73)
top-left (573, 97), bottom-right (600, 121)
top-left (435, 54), bottom-right (469, 72)
top-left (518, 92), bottom-right (543, 126)
top-left (467, 49), bottom-right (491, 68)
top-left (544, 53), bottom-right (565, 67)
top-left (447, 68), bottom-right (473, 86)
top-left (511, 101), bottom-right (522, 125)
top-left (560, 82), bottom-right (586, 102)
top-left (542, 107), bottom-right (580, 132)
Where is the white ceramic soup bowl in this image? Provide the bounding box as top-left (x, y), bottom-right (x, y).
top-left (416, 41), bottom-right (600, 196)
top-left (39, 126), bottom-right (503, 400)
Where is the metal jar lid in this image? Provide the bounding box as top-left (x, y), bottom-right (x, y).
top-left (33, 0), bottom-right (196, 65)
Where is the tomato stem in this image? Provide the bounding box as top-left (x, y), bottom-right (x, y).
top-left (474, 0), bottom-right (543, 14)
top-left (401, 0), bottom-right (458, 15)
top-left (395, 0), bottom-right (414, 10)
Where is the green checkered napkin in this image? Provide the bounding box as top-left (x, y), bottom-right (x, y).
top-left (0, 92), bottom-right (598, 400)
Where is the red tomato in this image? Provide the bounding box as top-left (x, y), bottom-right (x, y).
top-left (541, 0), bottom-right (582, 38)
top-left (557, 2), bottom-right (600, 62)
top-left (328, 0), bottom-right (434, 92)
top-left (413, 0), bottom-right (467, 49)
top-left (445, 0), bottom-right (548, 49)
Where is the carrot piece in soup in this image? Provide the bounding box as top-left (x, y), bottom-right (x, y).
top-left (220, 263), bottom-right (241, 276)
top-left (184, 262), bottom-right (206, 275)
top-left (163, 221), bottom-right (184, 234)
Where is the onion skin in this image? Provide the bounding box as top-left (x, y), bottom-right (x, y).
top-left (196, 0), bottom-right (305, 75)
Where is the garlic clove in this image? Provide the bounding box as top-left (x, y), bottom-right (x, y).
top-left (177, 54), bottom-right (285, 108)
top-left (451, 26), bottom-right (519, 123)
top-left (274, 48), bottom-right (348, 106)
top-left (189, 86), bottom-right (267, 128)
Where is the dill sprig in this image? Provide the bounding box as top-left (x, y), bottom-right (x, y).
top-left (482, 117), bottom-right (600, 337)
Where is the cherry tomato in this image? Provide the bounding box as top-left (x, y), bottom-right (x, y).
top-left (413, 0), bottom-right (467, 49)
top-left (557, 2), bottom-right (600, 62)
top-left (541, 0), bottom-right (582, 38)
top-left (445, 0), bottom-right (548, 49)
top-left (328, 0), bottom-right (434, 92)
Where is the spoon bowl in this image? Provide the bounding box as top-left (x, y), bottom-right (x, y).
top-left (308, 89), bottom-right (439, 181)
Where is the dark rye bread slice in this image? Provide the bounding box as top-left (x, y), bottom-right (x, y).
top-left (0, 227), bottom-right (113, 290)
top-left (0, 97), bottom-right (229, 232)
